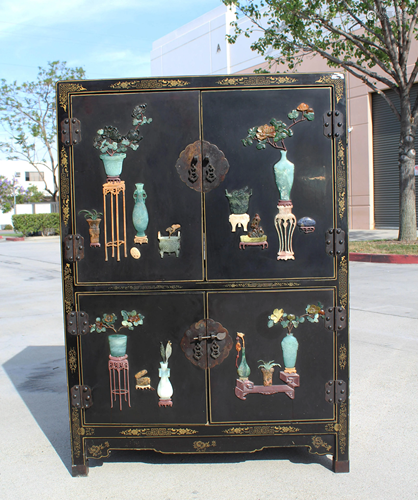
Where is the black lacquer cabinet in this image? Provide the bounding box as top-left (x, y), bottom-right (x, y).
top-left (57, 74), bottom-right (349, 476)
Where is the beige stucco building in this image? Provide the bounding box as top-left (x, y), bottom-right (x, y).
top-left (151, 5), bottom-right (418, 229)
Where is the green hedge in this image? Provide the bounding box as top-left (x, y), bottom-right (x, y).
top-left (12, 214), bottom-right (60, 236)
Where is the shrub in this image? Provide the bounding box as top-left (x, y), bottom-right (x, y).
top-left (4, 224), bottom-right (13, 230)
top-left (12, 214), bottom-right (60, 236)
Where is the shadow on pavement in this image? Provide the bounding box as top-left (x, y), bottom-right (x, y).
top-left (3, 346), bottom-right (332, 475)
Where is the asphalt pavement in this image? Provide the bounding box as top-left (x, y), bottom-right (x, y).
top-left (0, 235), bottom-right (417, 499)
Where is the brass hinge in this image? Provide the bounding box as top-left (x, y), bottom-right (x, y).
top-left (71, 385), bottom-right (93, 409)
top-left (64, 234), bottom-right (85, 262)
top-left (325, 380), bottom-right (347, 404)
top-left (325, 228), bottom-right (345, 257)
top-left (60, 118), bottom-right (82, 146)
top-left (323, 111), bottom-right (344, 139)
top-left (67, 311), bottom-right (89, 336)
top-left (324, 306), bottom-right (347, 332)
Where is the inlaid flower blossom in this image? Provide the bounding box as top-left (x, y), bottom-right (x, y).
top-left (268, 303), bottom-right (324, 333)
top-left (242, 103), bottom-right (314, 152)
top-left (90, 310), bottom-right (144, 334)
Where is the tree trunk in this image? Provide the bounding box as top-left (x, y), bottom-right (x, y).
top-left (398, 96), bottom-right (417, 241)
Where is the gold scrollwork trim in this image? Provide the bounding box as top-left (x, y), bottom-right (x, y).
top-left (110, 79), bottom-right (190, 90)
top-left (193, 440), bottom-right (216, 452)
top-left (224, 425), bottom-right (301, 435)
top-left (217, 76), bottom-right (297, 86)
top-left (338, 402), bottom-right (348, 454)
top-left (339, 343), bottom-right (348, 370)
top-left (87, 441), bottom-right (110, 459)
top-left (311, 435), bottom-right (332, 452)
top-left (225, 281), bottom-right (299, 288)
top-left (59, 83), bottom-right (87, 111)
top-left (337, 140), bottom-right (346, 220)
top-left (64, 263), bottom-right (74, 313)
top-left (77, 427), bottom-right (95, 436)
top-left (315, 74), bottom-right (344, 102)
top-left (120, 427), bottom-right (198, 437)
top-left (325, 423), bottom-right (341, 432)
top-left (69, 347), bottom-right (77, 373)
top-left (339, 256), bottom-right (348, 309)
top-left (60, 147), bottom-right (70, 226)
top-left (71, 407), bottom-right (81, 458)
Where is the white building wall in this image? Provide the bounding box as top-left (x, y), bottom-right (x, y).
top-left (0, 159), bottom-right (54, 195)
top-left (151, 5), bottom-right (269, 77)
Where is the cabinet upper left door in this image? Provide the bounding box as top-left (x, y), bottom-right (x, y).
top-left (64, 90), bottom-right (204, 285)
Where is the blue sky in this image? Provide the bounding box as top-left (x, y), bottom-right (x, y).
top-left (0, 0), bottom-right (223, 83)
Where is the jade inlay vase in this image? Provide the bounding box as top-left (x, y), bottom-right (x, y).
top-left (132, 183), bottom-right (149, 237)
top-left (274, 150), bottom-right (294, 201)
top-left (237, 347), bottom-right (251, 380)
top-left (281, 333), bottom-right (299, 371)
top-left (108, 334), bottom-right (128, 357)
top-left (100, 153), bottom-right (126, 178)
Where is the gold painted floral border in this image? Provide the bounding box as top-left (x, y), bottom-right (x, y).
top-left (87, 441), bottom-right (110, 459)
top-left (64, 263), bottom-right (74, 313)
top-left (59, 83), bottom-right (87, 112)
top-left (224, 425), bottom-right (301, 435)
top-left (217, 76), bottom-right (297, 86)
top-left (69, 347), bottom-right (77, 373)
top-left (121, 427), bottom-right (198, 437)
top-left (339, 256), bottom-right (348, 309)
top-left (110, 79), bottom-right (190, 90)
top-left (315, 74), bottom-right (345, 103)
top-left (60, 147), bottom-right (70, 227)
top-left (193, 440), bottom-right (216, 452)
top-left (337, 139), bottom-right (347, 221)
top-left (308, 435), bottom-right (332, 454)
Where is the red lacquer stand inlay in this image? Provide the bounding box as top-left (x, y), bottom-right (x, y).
top-left (235, 372), bottom-right (300, 400)
top-left (109, 354), bottom-right (131, 410)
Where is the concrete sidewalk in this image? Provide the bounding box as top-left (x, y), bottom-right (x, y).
top-left (0, 237), bottom-right (417, 499)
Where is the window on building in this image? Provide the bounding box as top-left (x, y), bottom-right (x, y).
top-left (25, 172), bottom-right (44, 182)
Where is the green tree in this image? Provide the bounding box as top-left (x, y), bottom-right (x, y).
top-left (224, 0), bottom-right (418, 241)
top-left (0, 175), bottom-right (46, 213)
top-left (0, 61), bottom-right (85, 201)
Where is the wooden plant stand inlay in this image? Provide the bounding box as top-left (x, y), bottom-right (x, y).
top-left (103, 181), bottom-right (127, 261)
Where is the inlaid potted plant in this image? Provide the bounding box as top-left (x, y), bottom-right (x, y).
top-left (258, 359), bottom-right (282, 386)
top-left (93, 104), bottom-right (152, 180)
top-left (242, 104), bottom-right (315, 260)
top-left (79, 208), bottom-right (103, 247)
top-left (89, 310), bottom-right (145, 357)
top-left (267, 303), bottom-right (324, 373)
top-left (242, 103), bottom-right (314, 202)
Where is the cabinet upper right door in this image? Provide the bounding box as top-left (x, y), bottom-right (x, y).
top-left (202, 87), bottom-right (336, 282)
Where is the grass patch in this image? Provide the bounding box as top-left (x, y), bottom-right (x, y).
top-left (349, 239), bottom-right (418, 255)
top-left (0, 232), bottom-right (24, 237)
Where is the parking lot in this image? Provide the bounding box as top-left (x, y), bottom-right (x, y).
top-left (0, 236), bottom-right (417, 499)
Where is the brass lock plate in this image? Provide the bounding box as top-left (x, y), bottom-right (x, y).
top-left (175, 140), bottom-right (229, 193)
top-left (180, 318), bottom-right (233, 369)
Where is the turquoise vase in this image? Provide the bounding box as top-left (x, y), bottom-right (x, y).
top-left (237, 347), bottom-right (251, 380)
top-left (108, 334), bottom-right (128, 357)
top-left (100, 153), bottom-right (126, 178)
top-left (273, 150), bottom-right (295, 201)
top-left (132, 183), bottom-right (149, 237)
top-left (281, 333), bottom-right (299, 371)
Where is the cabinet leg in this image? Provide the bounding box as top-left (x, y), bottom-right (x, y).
top-left (333, 459), bottom-right (349, 473)
top-left (72, 462), bottom-right (89, 477)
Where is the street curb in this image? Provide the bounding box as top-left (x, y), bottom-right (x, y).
top-left (349, 253), bottom-right (418, 264)
top-left (5, 237), bottom-right (25, 241)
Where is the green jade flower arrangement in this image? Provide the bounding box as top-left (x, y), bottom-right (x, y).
top-left (93, 104), bottom-right (152, 156)
top-left (90, 310), bottom-right (145, 358)
top-left (267, 303), bottom-right (325, 374)
top-left (242, 103), bottom-right (314, 152)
